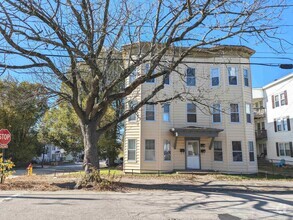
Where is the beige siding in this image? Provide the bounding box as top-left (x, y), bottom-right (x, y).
top-left (124, 47), bottom-right (257, 173)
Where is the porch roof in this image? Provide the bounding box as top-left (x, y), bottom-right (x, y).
top-left (170, 126), bottom-right (223, 138)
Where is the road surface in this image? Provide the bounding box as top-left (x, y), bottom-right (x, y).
top-left (0, 189), bottom-right (292, 220)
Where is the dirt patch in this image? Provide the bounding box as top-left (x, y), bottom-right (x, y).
top-left (0, 176), bottom-right (77, 191)
top-left (1, 173), bottom-right (292, 192)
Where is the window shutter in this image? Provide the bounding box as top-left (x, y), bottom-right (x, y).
top-left (272, 95), bottom-right (275, 108)
top-left (276, 142), bottom-right (279, 156)
top-left (287, 117), bottom-right (291, 131)
top-left (274, 119), bottom-right (277, 132)
top-left (284, 90), bottom-right (288, 105)
top-left (290, 142), bottom-right (293, 157)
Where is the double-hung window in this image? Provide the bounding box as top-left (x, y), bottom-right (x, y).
top-left (145, 104), bottom-right (155, 121)
top-left (162, 103), bottom-right (170, 122)
top-left (278, 143), bottom-right (291, 157)
top-left (128, 139), bottom-right (136, 161)
top-left (228, 67), bottom-right (238, 85)
top-left (232, 141), bottom-right (242, 162)
top-left (214, 141), bottom-right (223, 161)
top-left (186, 67), bottom-right (196, 86)
top-left (187, 103), bottom-right (197, 122)
top-left (275, 95), bottom-right (280, 107)
top-left (163, 140), bottom-right (171, 161)
top-left (145, 139), bottom-right (155, 161)
top-left (212, 104), bottom-right (221, 123)
top-left (246, 104), bottom-right (251, 123)
top-left (249, 141), bottom-right (255, 161)
top-left (128, 101), bottom-right (137, 121)
top-left (230, 104), bottom-right (240, 122)
top-left (129, 68), bottom-right (137, 84)
top-left (211, 68), bottom-right (220, 86)
top-left (243, 69), bottom-right (249, 87)
top-left (280, 92), bottom-right (286, 106)
top-left (145, 63), bottom-right (155, 83)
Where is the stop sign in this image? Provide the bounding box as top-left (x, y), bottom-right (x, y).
top-left (0, 129), bottom-right (11, 145)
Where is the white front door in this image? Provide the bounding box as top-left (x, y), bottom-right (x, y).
top-left (186, 140), bottom-right (200, 169)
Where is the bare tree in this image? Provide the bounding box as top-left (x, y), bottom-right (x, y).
top-left (0, 0), bottom-right (289, 171)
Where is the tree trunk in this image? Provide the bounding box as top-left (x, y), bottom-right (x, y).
top-left (80, 121), bottom-right (100, 173)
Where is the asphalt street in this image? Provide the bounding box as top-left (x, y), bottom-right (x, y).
top-left (13, 161), bottom-right (107, 176)
top-left (0, 189), bottom-right (292, 220)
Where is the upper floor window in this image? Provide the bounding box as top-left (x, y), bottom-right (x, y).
top-left (246, 104), bottom-right (251, 123)
top-left (275, 117), bottom-right (291, 132)
top-left (128, 101), bottom-right (137, 121)
top-left (275, 95), bottom-right (280, 107)
top-left (187, 103), bottom-right (197, 122)
top-left (228, 67), bottom-right (238, 85)
top-left (272, 91), bottom-right (288, 108)
top-left (243, 69), bottom-right (249, 87)
top-left (212, 104), bottom-right (221, 123)
top-left (186, 67), bottom-right (196, 86)
top-left (280, 92), bottom-right (286, 106)
top-left (129, 68), bottom-right (137, 84)
top-left (230, 103), bottom-right (240, 122)
top-left (211, 68), bottom-right (220, 86)
top-left (164, 73), bottom-right (170, 85)
top-left (145, 104), bottom-right (155, 121)
top-left (145, 63), bottom-right (155, 83)
top-left (162, 103), bottom-right (170, 122)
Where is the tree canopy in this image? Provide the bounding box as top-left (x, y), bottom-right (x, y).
top-left (0, 0), bottom-right (289, 170)
top-left (0, 79), bottom-right (47, 165)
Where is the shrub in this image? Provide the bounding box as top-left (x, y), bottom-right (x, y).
top-left (0, 153), bottom-right (15, 184)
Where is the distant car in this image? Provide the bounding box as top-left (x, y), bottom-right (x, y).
top-left (105, 157), bottom-right (123, 167)
top-left (31, 158), bottom-right (41, 164)
top-left (114, 157), bottom-right (123, 165)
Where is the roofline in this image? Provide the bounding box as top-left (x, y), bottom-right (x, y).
top-left (263, 73), bottom-right (293, 89)
top-left (122, 42), bottom-right (255, 56)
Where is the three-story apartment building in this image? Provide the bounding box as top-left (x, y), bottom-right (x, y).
top-left (123, 44), bottom-right (257, 173)
top-left (253, 73), bottom-right (293, 164)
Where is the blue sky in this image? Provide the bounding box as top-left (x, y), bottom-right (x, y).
top-left (1, 3), bottom-right (292, 88)
top-left (249, 6), bottom-right (293, 88)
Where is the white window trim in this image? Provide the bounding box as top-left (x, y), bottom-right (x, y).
top-left (145, 63), bottom-right (155, 83)
top-left (276, 118), bottom-right (289, 132)
top-left (232, 141), bottom-right (243, 162)
top-left (144, 139), bottom-right (156, 161)
top-left (243, 68), bottom-right (249, 87)
top-left (145, 104), bottom-right (156, 121)
top-left (162, 103), bottom-right (171, 122)
top-left (163, 140), bottom-right (172, 162)
top-left (213, 141), bottom-right (223, 162)
top-left (187, 103), bottom-right (197, 123)
top-left (230, 103), bottom-right (241, 123)
top-left (248, 141), bottom-right (255, 162)
top-left (245, 103), bottom-right (252, 124)
top-left (228, 67), bottom-right (238, 86)
top-left (128, 102), bottom-right (137, 122)
top-left (127, 139), bottom-right (136, 162)
top-left (278, 142), bottom-right (291, 157)
top-left (212, 104), bottom-right (221, 124)
top-left (186, 67), bottom-right (196, 87)
top-left (210, 67), bottom-right (220, 87)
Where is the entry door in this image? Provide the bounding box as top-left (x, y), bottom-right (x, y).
top-left (186, 140), bottom-right (200, 169)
